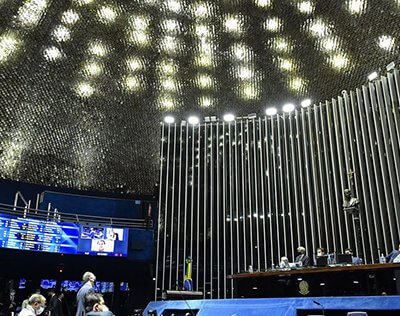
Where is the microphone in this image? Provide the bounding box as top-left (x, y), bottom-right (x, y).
top-left (313, 300), bottom-right (325, 316)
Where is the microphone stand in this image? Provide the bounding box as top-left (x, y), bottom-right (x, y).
top-left (313, 300), bottom-right (325, 316)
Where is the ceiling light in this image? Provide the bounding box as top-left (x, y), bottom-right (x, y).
top-left (266, 107), bottom-right (277, 116)
top-left (43, 46), bottom-right (62, 61)
top-left (301, 99), bottom-right (312, 107)
top-left (368, 71), bottom-right (378, 81)
top-left (378, 35), bottom-right (394, 51)
top-left (386, 62), bottom-right (395, 72)
top-left (188, 116), bottom-right (200, 125)
top-left (298, 1), bottom-right (314, 14)
top-left (164, 116), bottom-right (175, 124)
top-left (61, 10), bottom-right (79, 25)
top-left (282, 103), bottom-right (295, 112)
top-left (0, 32), bottom-right (20, 63)
top-left (223, 113), bottom-right (235, 122)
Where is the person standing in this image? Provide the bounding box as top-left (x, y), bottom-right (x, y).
top-left (46, 289), bottom-right (61, 316)
top-left (76, 272), bottom-right (96, 316)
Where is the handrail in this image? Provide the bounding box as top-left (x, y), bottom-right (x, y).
top-left (0, 202), bottom-right (153, 229)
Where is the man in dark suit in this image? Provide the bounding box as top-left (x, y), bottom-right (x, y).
top-left (295, 246), bottom-right (311, 267)
top-left (46, 289), bottom-right (61, 316)
top-left (76, 272), bottom-right (96, 316)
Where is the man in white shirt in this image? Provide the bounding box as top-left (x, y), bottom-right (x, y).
top-left (19, 294), bottom-right (46, 316)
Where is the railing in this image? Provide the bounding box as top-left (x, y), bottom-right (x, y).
top-left (3, 192), bottom-right (153, 229)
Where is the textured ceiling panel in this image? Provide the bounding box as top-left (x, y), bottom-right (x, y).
top-left (0, 0), bottom-right (399, 194)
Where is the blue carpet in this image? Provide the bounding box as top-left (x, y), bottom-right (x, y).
top-left (144, 296), bottom-right (400, 316)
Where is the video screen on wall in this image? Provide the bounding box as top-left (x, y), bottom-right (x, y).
top-left (0, 212), bottom-right (129, 257)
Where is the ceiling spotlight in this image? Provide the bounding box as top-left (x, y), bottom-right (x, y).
top-left (265, 107), bottom-right (277, 116)
top-left (282, 103), bottom-right (295, 112)
top-left (386, 61), bottom-right (395, 72)
top-left (368, 71), bottom-right (378, 81)
top-left (223, 113), bottom-right (235, 122)
top-left (164, 116), bottom-right (175, 124)
top-left (301, 99), bottom-right (312, 107)
top-left (188, 116), bottom-right (200, 125)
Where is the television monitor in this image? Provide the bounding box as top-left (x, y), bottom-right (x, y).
top-left (96, 282), bottom-right (114, 293)
top-left (60, 280), bottom-right (114, 293)
top-left (41, 279), bottom-right (57, 289)
top-left (19, 278), bottom-right (26, 289)
top-left (316, 256), bottom-right (328, 267)
top-left (120, 282), bottom-right (130, 291)
top-left (0, 212), bottom-right (129, 257)
top-left (60, 280), bottom-right (82, 292)
top-left (336, 253), bottom-right (352, 264)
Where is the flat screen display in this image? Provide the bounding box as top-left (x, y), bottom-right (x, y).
top-left (0, 212), bottom-right (128, 257)
top-left (60, 280), bottom-right (114, 293)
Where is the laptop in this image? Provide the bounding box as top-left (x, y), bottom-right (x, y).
top-left (316, 256), bottom-right (328, 267)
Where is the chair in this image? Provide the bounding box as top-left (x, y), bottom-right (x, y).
top-left (347, 312), bottom-right (368, 316)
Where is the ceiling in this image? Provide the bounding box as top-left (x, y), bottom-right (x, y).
top-left (0, 0), bottom-right (399, 194)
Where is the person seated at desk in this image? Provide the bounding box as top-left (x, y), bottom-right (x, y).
top-left (295, 246), bottom-right (311, 267)
top-left (279, 256), bottom-right (290, 268)
top-left (345, 248), bottom-right (363, 265)
top-left (316, 247), bottom-right (325, 257)
top-left (386, 244), bottom-right (400, 263)
top-left (314, 247), bottom-right (329, 266)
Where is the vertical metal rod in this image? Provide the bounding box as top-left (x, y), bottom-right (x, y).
top-left (154, 124), bottom-right (165, 300)
top-left (216, 122), bottom-right (221, 298)
top-left (290, 113), bottom-right (302, 251)
top-left (295, 110), bottom-right (309, 252)
top-left (228, 121), bottom-right (234, 296)
top-left (265, 117), bottom-right (274, 266)
top-left (241, 120), bottom-right (248, 270)
top-left (175, 124), bottom-right (184, 286)
top-left (314, 104), bottom-right (330, 252)
top-left (246, 120), bottom-right (254, 266)
top-left (271, 115), bottom-right (280, 262)
top-left (222, 122), bottom-right (227, 298)
top-left (203, 123), bottom-right (208, 298)
top-left (283, 113), bottom-right (294, 260)
top-left (190, 125), bottom-right (195, 259)
top-left (235, 121), bottom-right (241, 273)
top-left (35, 193), bottom-right (40, 211)
top-left (162, 124), bottom-right (171, 294)
top-left (209, 122), bottom-right (213, 298)
top-left (196, 124), bottom-right (201, 291)
top-left (301, 108), bottom-right (316, 254)
top-left (252, 118), bottom-right (261, 270)
top-left (259, 117), bottom-right (268, 269)
top-left (277, 115), bottom-right (288, 258)
top-left (168, 123), bottom-right (177, 289)
top-left (183, 123), bottom-right (189, 281)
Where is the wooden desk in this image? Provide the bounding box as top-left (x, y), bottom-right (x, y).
top-left (228, 263), bottom-right (400, 279)
top-left (229, 263), bottom-right (400, 298)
